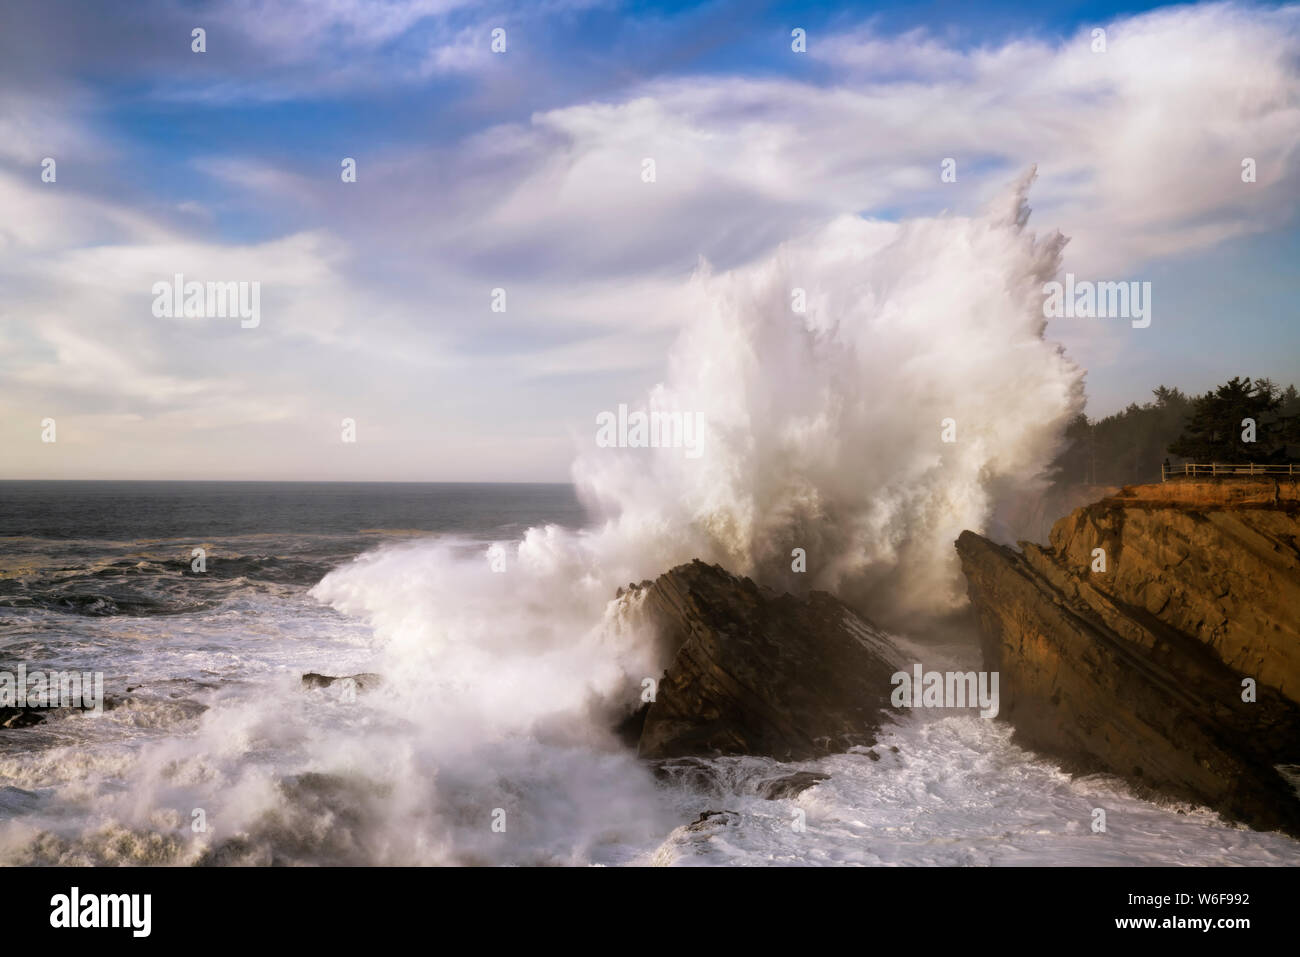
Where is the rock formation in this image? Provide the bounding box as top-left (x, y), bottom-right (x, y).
top-left (626, 560), bottom-right (907, 761)
top-left (301, 672), bottom-right (383, 693)
top-left (957, 478), bottom-right (1300, 835)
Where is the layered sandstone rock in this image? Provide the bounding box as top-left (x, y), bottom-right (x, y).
top-left (957, 477), bottom-right (1300, 835)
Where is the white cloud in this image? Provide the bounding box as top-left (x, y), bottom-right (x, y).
top-left (2, 2), bottom-right (1298, 478)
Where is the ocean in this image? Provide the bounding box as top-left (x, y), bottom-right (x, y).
top-left (1, 481), bottom-right (1296, 866)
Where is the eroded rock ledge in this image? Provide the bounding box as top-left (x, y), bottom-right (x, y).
top-left (956, 478), bottom-right (1300, 836)
top-left (625, 560), bottom-right (907, 761)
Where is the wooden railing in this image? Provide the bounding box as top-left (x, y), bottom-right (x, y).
top-left (1162, 462), bottom-right (1298, 481)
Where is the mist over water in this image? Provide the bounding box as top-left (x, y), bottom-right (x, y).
top-left (3, 180), bottom-right (1294, 865)
top-left (279, 174), bottom-right (1098, 863)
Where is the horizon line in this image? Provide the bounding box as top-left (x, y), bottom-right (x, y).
top-left (0, 478), bottom-right (576, 486)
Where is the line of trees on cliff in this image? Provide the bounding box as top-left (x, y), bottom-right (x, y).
top-left (1050, 377), bottom-right (1300, 487)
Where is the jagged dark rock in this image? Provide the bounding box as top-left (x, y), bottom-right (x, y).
top-left (627, 560), bottom-right (906, 761)
top-left (301, 672), bottom-right (383, 693)
top-left (0, 695), bottom-right (121, 728)
top-left (757, 770), bottom-right (829, 799)
top-left (685, 809), bottom-right (741, 831)
top-left (956, 478), bottom-right (1300, 836)
top-left (613, 702), bottom-right (650, 749)
top-left (0, 708), bottom-right (47, 729)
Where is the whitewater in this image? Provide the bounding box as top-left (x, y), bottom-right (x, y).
top-left (1, 175), bottom-right (1297, 865)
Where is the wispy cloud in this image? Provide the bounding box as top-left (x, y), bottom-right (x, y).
top-left (1, 1), bottom-right (1297, 479)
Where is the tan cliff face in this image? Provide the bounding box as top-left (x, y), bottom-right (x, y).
top-left (956, 478), bottom-right (1300, 836)
top-left (1046, 479), bottom-right (1300, 703)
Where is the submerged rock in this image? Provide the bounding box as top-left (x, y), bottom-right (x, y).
top-left (957, 478), bottom-right (1300, 836)
top-left (685, 809), bottom-right (741, 831)
top-left (757, 770), bottom-right (829, 800)
top-left (0, 695), bottom-right (123, 728)
top-left (627, 560), bottom-right (907, 761)
top-left (301, 672), bottom-right (383, 693)
top-left (648, 756), bottom-right (829, 800)
top-left (0, 708), bottom-right (46, 729)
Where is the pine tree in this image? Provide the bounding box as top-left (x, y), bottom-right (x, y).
top-left (1167, 377), bottom-right (1290, 463)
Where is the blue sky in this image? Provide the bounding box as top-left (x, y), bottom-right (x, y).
top-left (2, 0), bottom-right (1297, 480)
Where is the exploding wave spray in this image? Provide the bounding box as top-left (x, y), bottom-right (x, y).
top-left (2, 173), bottom-right (1107, 865)
top-left (571, 167), bottom-right (1083, 621)
top-left (278, 170), bottom-right (1087, 863)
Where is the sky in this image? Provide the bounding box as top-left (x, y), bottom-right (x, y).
top-left (1, 0), bottom-right (1297, 481)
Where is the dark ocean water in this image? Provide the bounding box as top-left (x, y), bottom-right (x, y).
top-left (0, 481), bottom-right (584, 618)
top-left (0, 481), bottom-right (585, 541)
top-left (0, 480), bottom-right (614, 864)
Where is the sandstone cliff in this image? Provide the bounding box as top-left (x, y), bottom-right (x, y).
top-left (957, 477), bottom-right (1300, 835)
top-left (626, 560), bottom-right (908, 761)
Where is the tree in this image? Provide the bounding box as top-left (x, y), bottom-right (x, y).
top-left (1282, 384), bottom-right (1300, 417)
top-left (1049, 386), bottom-right (1193, 487)
top-left (1167, 377), bottom-right (1295, 463)
top-left (1049, 378), bottom-right (1299, 491)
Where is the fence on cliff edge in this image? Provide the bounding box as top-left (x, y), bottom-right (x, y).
top-left (1161, 463), bottom-right (1299, 481)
